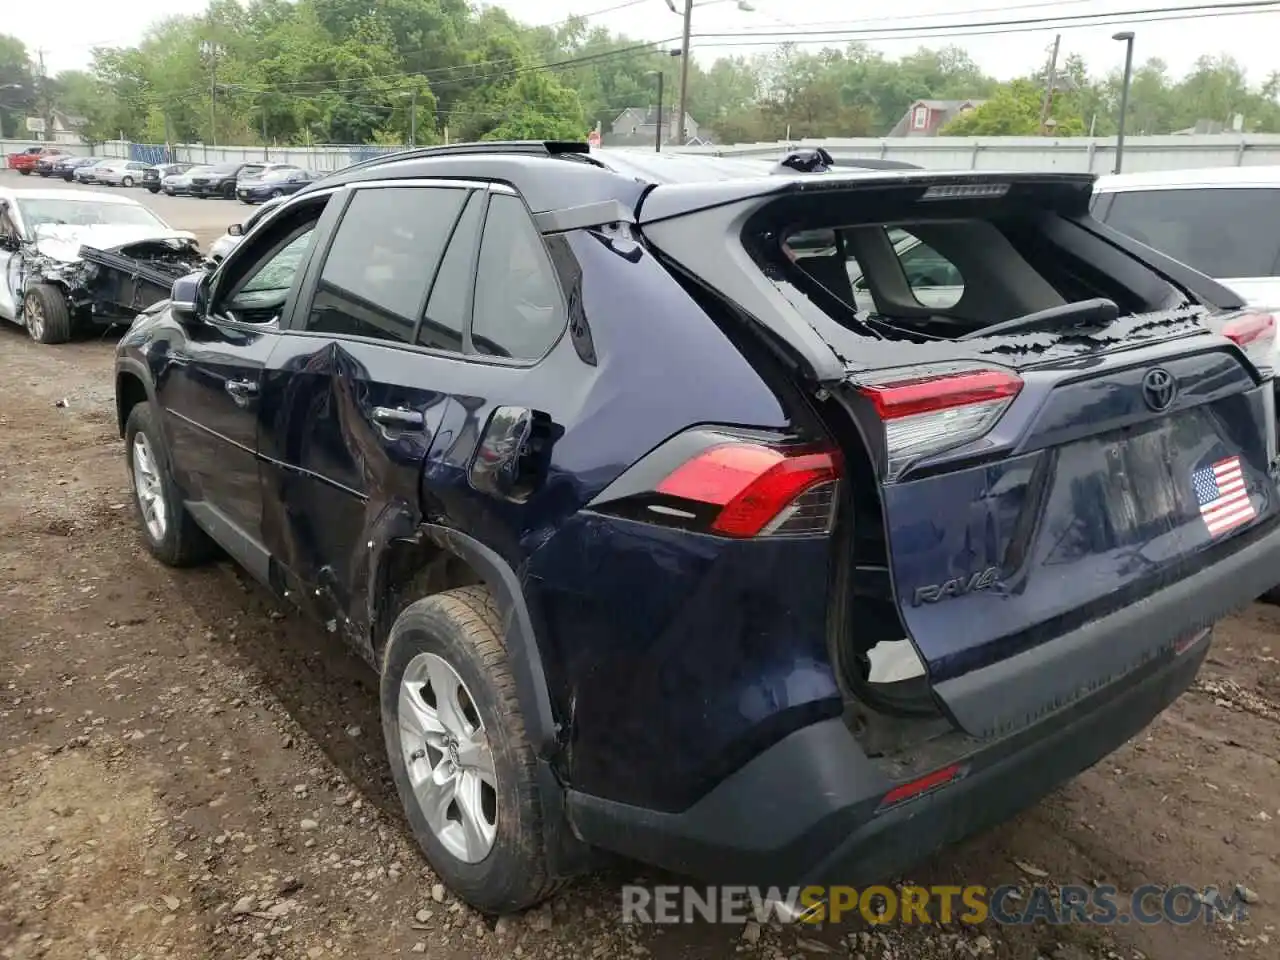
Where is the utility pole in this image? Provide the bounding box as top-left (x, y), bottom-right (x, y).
top-left (409, 88), bottom-right (417, 147)
top-left (201, 38), bottom-right (221, 147)
top-left (676, 0), bottom-right (692, 144)
top-left (1039, 34), bottom-right (1061, 134)
top-left (651, 71), bottom-right (665, 152)
top-left (262, 99), bottom-right (269, 159)
top-left (35, 48), bottom-right (49, 141)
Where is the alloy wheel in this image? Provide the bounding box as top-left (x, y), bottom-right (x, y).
top-left (398, 653), bottom-right (498, 863)
top-left (131, 433), bottom-right (168, 542)
top-left (24, 295), bottom-right (45, 342)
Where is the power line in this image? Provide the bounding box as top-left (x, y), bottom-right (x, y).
top-left (690, 0), bottom-right (1280, 41)
top-left (686, 6), bottom-right (1276, 48)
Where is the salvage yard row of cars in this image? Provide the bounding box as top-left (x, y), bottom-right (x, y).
top-left (4, 142), bottom-right (1280, 917)
top-left (5, 145), bottom-right (318, 203)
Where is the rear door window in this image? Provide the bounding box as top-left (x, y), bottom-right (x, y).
top-left (470, 193), bottom-right (566, 360)
top-left (1101, 187), bottom-right (1280, 279)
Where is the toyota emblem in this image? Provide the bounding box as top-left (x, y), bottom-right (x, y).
top-left (1141, 368), bottom-right (1177, 412)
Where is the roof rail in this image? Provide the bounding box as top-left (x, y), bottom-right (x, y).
top-left (334, 140), bottom-right (591, 178)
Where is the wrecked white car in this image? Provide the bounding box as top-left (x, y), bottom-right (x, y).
top-left (0, 187), bottom-right (206, 344)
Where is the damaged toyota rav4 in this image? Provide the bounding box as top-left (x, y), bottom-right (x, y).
top-left (114, 143), bottom-right (1280, 915)
top-left (0, 187), bottom-right (206, 344)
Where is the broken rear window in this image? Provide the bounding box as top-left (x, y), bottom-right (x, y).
top-left (772, 187), bottom-right (1187, 342)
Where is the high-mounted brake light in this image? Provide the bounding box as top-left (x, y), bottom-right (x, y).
top-left (919, 182), bottom-right (1009, 201)
top-left (656, 442), bottom-right (841, 538)
top-left (1222, 312), bottom-right (1277, 371)
top-left (858, 366), bottom-right (1023, 480)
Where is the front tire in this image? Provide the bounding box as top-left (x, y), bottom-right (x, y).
top-left (124, 403), bottom-right (216, 567)
top-left (18, 168), bottom-right (30, 176)
top-left (23, 284), bottom-right (72, 344)
top-left (148, 186), bottom-right (160, 193)
top-left (222, 182), bottom-right (236, 200)
top-left (381, 587), bottom-right (558, 914)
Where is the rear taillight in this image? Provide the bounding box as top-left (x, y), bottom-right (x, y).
top-left (858, 365), bottom-right (1023, 480)
top-left (1222, 312), bottom-right (1276, 371)
top-left (655, 441), bottom-right (842, 538)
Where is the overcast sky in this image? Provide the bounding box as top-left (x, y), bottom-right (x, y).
top-left (8, 0), bottom-right (1279, 84)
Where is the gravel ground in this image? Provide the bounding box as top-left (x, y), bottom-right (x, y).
top-left (1, 172), bottom-right (1279, 960)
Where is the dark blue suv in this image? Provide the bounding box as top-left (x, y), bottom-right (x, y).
top-left (114, 141), bottom-right (1280, 914)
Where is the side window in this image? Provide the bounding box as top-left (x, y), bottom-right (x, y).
top-left (470, 193), bottom-right (566, 360)
top-left (214, 200), bottom-right (328, 324)
top-left (417, 192), bottom-right (484, 352)
top-left (1102, 187), bottom-right (1280, 279)
top-left (894, 230), bottom-right (964, 309)
top-left (850, 228), bottom-right (965, 310)
top-left (305, 186), bottom-right (467, 345)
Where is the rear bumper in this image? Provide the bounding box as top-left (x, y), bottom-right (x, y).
top-left (568, 628), bottom-right (1210, 887)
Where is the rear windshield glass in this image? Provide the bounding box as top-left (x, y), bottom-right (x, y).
top-left (1101, 187), bottom-right (1280, 279)
top-left (771, 186), bottom-right (1184, 342)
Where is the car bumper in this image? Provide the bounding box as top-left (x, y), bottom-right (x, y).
top-left (568, 632), bottom-right (1209, 887)
top-left (567, 517), bottom-right (1280, 886)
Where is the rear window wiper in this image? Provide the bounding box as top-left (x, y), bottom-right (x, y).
top-left (958, 297), bottom-right (1119, 340)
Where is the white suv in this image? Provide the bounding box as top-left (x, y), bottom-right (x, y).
top-left (1093, 167), bottom-right (1280, 310)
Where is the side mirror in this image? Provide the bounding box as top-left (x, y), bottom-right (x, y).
top-left (227, 223), bottom-right (244, 237)
top-left (170, 271), bottom-right (207, 323)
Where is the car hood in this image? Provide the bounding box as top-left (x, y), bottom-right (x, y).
top-left (1220, 277), bottom-right (1280, 309)
top-left (33, 224), bottom-right (197, 263)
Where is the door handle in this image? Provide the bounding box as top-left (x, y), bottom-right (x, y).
top-left (225, 379), bottom-right (259, 407)
top-left (372, 406), bottom-right (425, 428)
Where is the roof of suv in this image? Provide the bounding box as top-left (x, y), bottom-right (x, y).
top-left (1095, 165), bottom-right (1280, 193)
top-left (300, 140), bottom-right (944, 219)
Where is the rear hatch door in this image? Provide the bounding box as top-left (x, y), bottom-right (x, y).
top-left (639, 171), bottom-right (1278, 736)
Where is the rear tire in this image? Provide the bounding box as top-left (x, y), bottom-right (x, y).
top-left (1260, 586), bottom-right (1280, 605)
top-left (148, 186), bottom-right (160, 193)
top-left (381, 587), bottom-right (559, 914)
top-left (18, 168), bottom-right (30, 176)
top-left (23, 284), bottom-right (72, 345)
top-left (124, 403), bottom-right (216, 567)
top-left (122, 175), bottom-right (134, 187)
top-left (222, 182), bottom-right (236, 200)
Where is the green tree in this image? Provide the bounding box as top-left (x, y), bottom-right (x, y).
top-left (0, 34), bottom-right (36, 138)
top-left (942, 79), bottom-right (1085, 136)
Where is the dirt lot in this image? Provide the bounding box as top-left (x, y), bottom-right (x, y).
top-left (2, 180), bottom-right (1280, 960)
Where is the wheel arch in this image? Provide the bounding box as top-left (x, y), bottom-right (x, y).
top-left (373, 523), bottom-right (560, 760)
top-left (115, 359), bottom-right (156, 438)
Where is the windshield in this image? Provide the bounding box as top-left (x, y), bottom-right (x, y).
top-left (18, 198), bottom-right (167, 230)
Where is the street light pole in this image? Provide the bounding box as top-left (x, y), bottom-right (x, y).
top-left (1113, 31), bottom-right (1135, 174)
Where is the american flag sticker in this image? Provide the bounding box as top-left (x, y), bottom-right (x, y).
top-left (1192, 455), bottom-right (1256, 537)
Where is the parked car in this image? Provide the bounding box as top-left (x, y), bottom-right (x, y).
top-left (208, 194), bottom-right (288, 260)
top-left (236, 166), bottom-right (314, 204)
top-left (6, 146), bottom-right (63, 175)
top-left (188, 161), bottom-right (268, 199)
top-left (73, 159), bottom-right (112, 184)
top-left (162, 165), bottom-right (212, 196)
top-left (112, 142), bottom-right (1280, 916)
top-left (1093, 166), bottom-right (1280, 311)
top-left (35, 152), bottom-right (72, 177)
top-left (143, 162), bottom-right (193, 193)
top-left (94, 160), bottom-right (153, 188)
top-left (0, 186), bottom-right (203, 344)
top-left (52, 155), bottom-right (104, 181)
